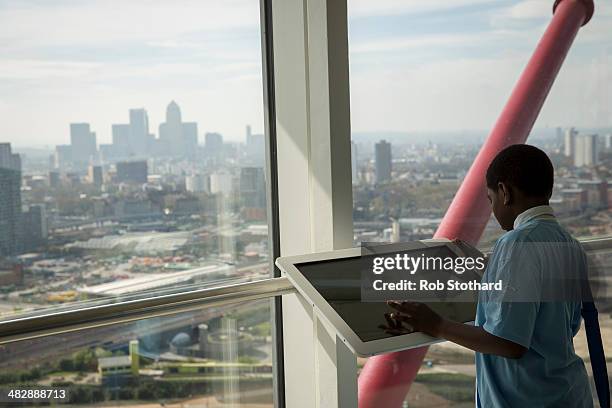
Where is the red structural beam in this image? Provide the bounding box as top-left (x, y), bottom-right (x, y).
top-left (358, 1), bottom-right (594, 406)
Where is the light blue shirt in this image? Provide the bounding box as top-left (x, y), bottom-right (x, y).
top-left (475, 205), bottom-right (593, 408)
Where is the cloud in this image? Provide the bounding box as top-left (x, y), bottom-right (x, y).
top-left (351, 33), bottom-right (482, 54)
top-left (349, 0), bottom-right (612, 133)
top-left (0, 59), bottom-right (100, 80)
top-left (349, 38), bottom-right (612, 134)
top-left (489, 2), bottom-right (548, 29)
top-left (0, 0), bottom-right (259, 49)
top-left (350, 55), bottom-right (526, 133)
top-left (350, 0), bottom-right (496, 18)
top-left (350, 29), bottom-right (540, 55)
top-left (1, 0), bottom-right (611, 148)
top-left (505, 0), bottom-right (551, 19)
top-left (0, 0), bottom-right (266, 146)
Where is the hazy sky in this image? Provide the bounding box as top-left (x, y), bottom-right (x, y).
top-left (0, 0), bottom-right (610, 147)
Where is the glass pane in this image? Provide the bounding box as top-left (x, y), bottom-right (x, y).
top-left (0, 0), bottom-right (269, 319)
top-left (349, 0), bottom-right (612, 406)
top-left (0, 299), bottom-right (274, 406)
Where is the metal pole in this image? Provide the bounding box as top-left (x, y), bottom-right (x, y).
top-left (358, 1), bottom-right (594, 406)
top-left (0, 277), bottom-right (295, 345)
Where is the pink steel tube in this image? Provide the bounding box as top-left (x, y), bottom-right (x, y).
top-left (358, 1), bottom-right (594, 407)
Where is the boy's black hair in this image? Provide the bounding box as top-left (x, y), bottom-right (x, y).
top-left (486, 144), bottom-right (554, 198)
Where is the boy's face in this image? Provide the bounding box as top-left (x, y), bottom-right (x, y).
top-left (487, 184), bottom-right (514, 231)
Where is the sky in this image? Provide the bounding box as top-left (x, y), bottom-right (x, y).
top-left (0, 0), bottom-right (610, 148)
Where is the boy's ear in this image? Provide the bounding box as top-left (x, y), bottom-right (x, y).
top-left (498, 182), bottom-right (512, 206)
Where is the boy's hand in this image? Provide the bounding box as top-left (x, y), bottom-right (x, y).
top-left (378, 311), bottom-right (412, 335)
top-left (380, 301), bottom-right (527, 359)
top-left (379, 301), bottom-right (446, 338)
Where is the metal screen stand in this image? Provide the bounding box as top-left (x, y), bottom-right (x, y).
top-left (313, 309), bottom-right (358, 408)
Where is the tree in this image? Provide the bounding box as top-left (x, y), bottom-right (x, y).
top-left (59, 358), bottom-right (75, 372)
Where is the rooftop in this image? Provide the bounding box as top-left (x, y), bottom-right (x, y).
top-left (79, 263), bottom-right (235, 297)
top-left (98, 356), bottom-right (131, 369)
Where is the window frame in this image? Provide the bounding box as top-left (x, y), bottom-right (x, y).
top-left (0, 0), bottom-right (286, 405)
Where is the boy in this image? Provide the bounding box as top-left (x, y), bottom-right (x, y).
top-left (384, 144), bottom-right (593, 407)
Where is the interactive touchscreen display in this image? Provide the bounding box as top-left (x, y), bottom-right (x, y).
top-left (295, 245), bottom-right (477, 342)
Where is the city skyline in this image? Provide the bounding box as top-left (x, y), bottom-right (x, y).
top-left (1, 1), bottom-right (612, 147)
top-left (17, 100), bottom-right (263, 159)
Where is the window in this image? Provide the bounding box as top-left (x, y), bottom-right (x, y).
top-left (0, 1), bottom-right (279, 406)
top-left (349, 0), bottom-right (612, 405)
top-left (0, 300), bottom-right (274, 406)
top-left (0, 0), bottom-right (272, 316)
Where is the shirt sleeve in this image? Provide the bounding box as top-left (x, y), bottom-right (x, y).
top-left (481, 239), bottom-right (541, 348)
top-left (482, 301), bottom-right (539, 348)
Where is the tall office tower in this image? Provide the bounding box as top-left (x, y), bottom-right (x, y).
top-left (112, 124), bottom-right (131, 157)
top-left (129, 109), bottom-right (150, 155)
top-left (240, 167), bottom-right (266, 208)
top-left (205, 132), bottom-right (224, 156)
top-left (159, 101), bottom-right (182, 153)
top-left (182, 122), bottom-right (198, 158)
top-left (351, 142), bottom-right (358, 184)
top-left (210, 171), bottom-right (233, 196)
top-left (185, 173), bottom-right (209, 193)
top-left (0, 143), bottom-right (21, 170)
top-left (564, 127), bottom-right (577, 157)
top-left (246, 125), bottom-right (252, 143)
top-left (159, 101), bottom-right (199, 157)
top-left (245, 125), bottom-right (265, 165)
top-left (605, 134), bottom-right (612, 150)
top-left (48, 171), bottom-right (61, 188)
top-left (70, 123), bottom-right (97, 168)
top-left (245, 133), bottom-right (265, 166)
top-left (555, 127), bottom-right (563, 147)
top-left (574, 134), bottom-right (599, 167)
top-left (54, 145), bottom-right (72, 169)
top-left (88, 165), bottom-right (103, 187)
top-left (98, 144), bottom-right (116, 162)
top-left (0, 144), bottom-right (23, 256)
top-left (22, 204), bottom-right (47, 251)
top-left (116, 160), bottom-right (148, 184)
top-left (375, 140), bottom-right (392, 184)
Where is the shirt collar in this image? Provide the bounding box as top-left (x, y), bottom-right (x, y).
top-left (513, 205), bottom-right (556, 230)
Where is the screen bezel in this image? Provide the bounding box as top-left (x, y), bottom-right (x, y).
top-left (275, 239), bottom-right (476, 357)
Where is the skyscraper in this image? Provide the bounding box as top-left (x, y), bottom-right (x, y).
top-left (205, 132), bottom-right (224, 157)
top-left (210, 171), bottom-right (233, 196)
top-left (158, 101), bottom-right (199, 157)
top-left (555, 127), bottom-right (563, 146)
top-left (54, 145), bottom-right (72, 169)
top-left (185, 173), bottom-right (209, 193)
top-left (48, 171), bottom-right (61, 188)
top-left (375, 140), bottom-right (392, 184)
top-left (246, 125), bottom-right (252, 143)
top-left (70, 123), bottom-right (97, 168)
top-left (182, 122), bottom-right (198, 158)
top-left (0, 143), bottom-right (22, 256)
top-left (574, 134), bottom-right (599, 167)
top-left (245, 125), bottom-right (265, 166)
top-left (22, 204), bottom-right (47, 252)
top-left (129, 109), bottom-right (150, 155)
top-left (564, 127), bottom-right (577, 158)
top-left (88, 165), bottom-right (103, 187)
top-left (240, 167), bottom-right (266, 209)
top-left (116, 160), bottom-right (148, 184)
top-left (0, 143), bottom-right (21, 170)
top-left (112, 124), bottom-right (131, 158)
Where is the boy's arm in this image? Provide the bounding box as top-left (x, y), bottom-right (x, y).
top-left (385, 301), bottom-right (527, 359)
